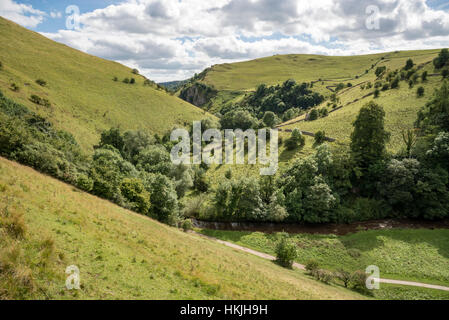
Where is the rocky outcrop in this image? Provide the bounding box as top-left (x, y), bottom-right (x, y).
top-left (179, 82), bottom-right (217, 107)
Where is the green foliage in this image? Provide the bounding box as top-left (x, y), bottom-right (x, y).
top-left (275, 236), bottom-right (297, 268)
top-left (148, 173), bottom-right (179, 225)
top-left (9, 83), bottom-right (19, 92)
top-left (404, 58), bottom-right (414, 70)
top-left (314, 131), bottom-right (326, 145)
top-left (132, 68), bottom-right (139, 75)
top-left (219, 109), bottom-right (258, 130)
top-left (120, 178), bottom-right (151, 214)
top-left (181, 218), bottom-right (193, 232)
top-left (305, 260), bottom-right (320, 274)
top-left (375, 66), bottom-right (386, 77)
top-left (416, 81), bottom-right (449, 134)
top-left (335, 83), bottom-right (345, 91)
top-left (443, 69), bottom-right (449, 79)
top-left (262, 111), bottom-right (278, 128)
top-left (308, 109), bottom-right (319, 121)
top-left (29, 95), bottom-right (50, 107)
top-left (433, 48), bottom-right (449, 69)
top-left (350, 101), bottom-right (390, 170)
top-left (35, 79), bottom-right (46, 86)
top-left (123, 78), bottom-right (130, 84)
top-left (285, 128), bottom-right (305, 150)
top-left (417, 86), bottom-right (424, 97)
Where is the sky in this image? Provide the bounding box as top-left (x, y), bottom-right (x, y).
top-left (1, 0), bottom-right (449, 82)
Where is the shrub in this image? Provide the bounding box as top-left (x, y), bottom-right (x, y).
top-left (120, 178), bottom-right (151, 214)
top-left (404, 58), bottom-right (414, 70)
top-left (433, 48), bottom-right (449, 69)
top-left (390, 77), bottom-right (399, 89)
top-left (335, 269), bottom-right (351, 288)
top-left (130, 78), bottom-right (136, 84)
top-left (373, 89), bottom-right (380, 98)
top-left (350, 270), bottom-right (368, 292)
top-left (347, 82), bottom-right (352, 87)
top-left (335, 83), bottom-right (345, 91)
top-left (375, 66), bottom-right (386, 77)
top-left (314, 131), bottom-right (326, 145)
top-left (275, 237), bottom-right (297, 268)
top-left (305, 260), bottom-right (320, 274)
top-left (123, 78), bottom-right (130, 84)
top-left (443, 69), bottom-right (449, 79)
top-left (417, 86), bottom-right (425, 97)
top-left (285, 128), bottom-right (305, 150)
top-left (315, 269), bottom-right (334, 284)
top-left (113, 76), bottom-right (118, 82)
top-left (421, 71), bottom-right (428, 82)
top-left (181, 219), bottom-right (193, 232)
top-left (76, 174), bottom-right (93, 192)
top-left (132, 68), bottom-right (139, 75)
top-left (308, 109), bottom-right (319, 121)
top-left (224, 168), bottom-right (232, 179)
top-left (0, 206), bottom-right (26, 239)
top-left (381, 83), bottom-right (389, 91)
top-left (9, 83), bottom-right (19, 92)
top-left (29, 95), bottom-right (50, 107)
top-left (35, 79), bottom-right (46, 87)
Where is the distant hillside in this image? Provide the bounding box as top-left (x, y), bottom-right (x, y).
top-left (0, 17), bottom-right (213, 151)
top-left (158, 79), bottom-right (189, 92)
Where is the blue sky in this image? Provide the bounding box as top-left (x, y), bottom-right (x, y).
top-left (1, 0), bottom-right (449, 82)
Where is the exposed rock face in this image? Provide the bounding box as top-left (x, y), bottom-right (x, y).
top-left (179, 83), bottom-right (217, 107)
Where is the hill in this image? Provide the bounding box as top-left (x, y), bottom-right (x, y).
top-left (0, 156), bottom-right (364, 300)
top-left (0, 17), bottom-right (212, 151)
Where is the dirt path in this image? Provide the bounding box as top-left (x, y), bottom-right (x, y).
top-left (194, 231), bottom-right (449, 292)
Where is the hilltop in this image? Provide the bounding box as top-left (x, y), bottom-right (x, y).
top-left (0, 17), bottom-right (213, 151)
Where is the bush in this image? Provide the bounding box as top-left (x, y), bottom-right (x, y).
top-left (76, 174), bottom-right (93, 192)
top-left (132, 69), bottom-right (139, 75)
top-left (305, 260), bottom-right (319, 274)
top-left (421, 71), bottom-right (428, 82)
top-left (120, 178), bottom-right (151, 214)
top-left (285, 128), bottom-right (305, 150)
top-left (29, 95), bottom-right (50, 107)
top-left (315, 269), bottom-right (334, 284)
top-left (443, 69), bottom-right (449, 79)
top-left (404, 58), bottom-right (414, 70)
top-left (314, 131), bottom-right (326, 145)
top-left (350, 270), bottom-right (368, 292)
top-left (335, 269), bottom-right (351, 288)
top-left (381, 83), bottom-right (389, 91)
top-left (373, 89), bottom-right (380, 98)
top-left (275, 237), bottom-right (297, 268)
top-left (417, 86), bottom-right (424, 97)
top-left (390, 77), bottom-right (399, 89)
top-left (433, 48), bottom-right (449, 69)
top-left (35, 79), bottom-right (46, 87)
top-left (308, 109), bottom-right (319, 121)
top-left (113, 76), bottom-right (118, 82)
top-left (181, 219), bottom-right (193, 232)
top-left (130, 78), bottom-right (136, 84)
top-left (9, 83), bottom-right (19, 92)
top-left (123, 78), bottom-right (130, 84)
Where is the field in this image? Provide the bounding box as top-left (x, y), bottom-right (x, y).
top-left (0, 157), bottom-right (365, 300)
top-left (200, 228), bottom-right (449, 300)
top-left (0, 17), bottom-right (213, 151)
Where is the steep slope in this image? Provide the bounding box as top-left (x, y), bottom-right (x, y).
top-left (0, 17), bottom-right (212, 151)
top-left (0, 157), bottom-right (364, 300)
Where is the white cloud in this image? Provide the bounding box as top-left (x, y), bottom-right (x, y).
top-left (0, 0), bottom-right (46, 28)
top-left (14, 0), bottom-right (449, 81)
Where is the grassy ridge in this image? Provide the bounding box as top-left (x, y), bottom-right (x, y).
top-left (0, 157), bottom-right (364, 299)
top-left (0, 17), bottom-right (212, 151)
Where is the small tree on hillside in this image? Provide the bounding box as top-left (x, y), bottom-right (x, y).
top-left (404, 58), bottom-right (414, 70)
top-left (308, 109), bottom-right (319, 121)
top-left (262, 111), bottom-right (278, 128)
top-left (433, 48), bottom-right (449, 69)
top-left (417, 86), bottom-right (425, 97)
top-left (350, 101), bottom-right (390, 170)
top-left (275, 236), bottom-right (297, 268)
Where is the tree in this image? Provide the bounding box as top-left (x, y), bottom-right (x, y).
top-left (262, 111), bottom-right (278, 128)
top-left (421, 71), bottom-right (428, 82)
top-left (149, 173), bottom-right (179, 224)
top-left (134, 145), bottom-right (172, 175)
top-left (120, 178), bottom-right (151, 214)
top-left (285, 128), bottom-right (305, 150)
top-left (373, 89), bottom-right (380, 98)
top-left (314, 131), bottom-right (326, 145)
top-left (417, 86), bottom-right (425, 97)
top-left (275, 236), bottom-right (297, 268)
top-left (433, 48), bottom-right (449, 69)
top-left (96, 127), bottom-right (124, 151)
top-left (402, 129), bottom-right (418, 157)
top-left (350, 102), bottom-right (390, 170)
top-left (308, 109), bottom-right (319, 121)
top-left (404, 58), bottom-right (414, 70)
top-left (415, 81), bottom-right (449, 133)
top-left (443, 69), bottom-right (449, 79)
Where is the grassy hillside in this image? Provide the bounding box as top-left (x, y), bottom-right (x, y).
top-left (0, 17), bottom-right (212, 151)
top-left (200, 50), bottom-right (440, 92)
top-left (0, 157), bottom-right (364, 300)
top-left (201, 229), bottom-right (449, 300)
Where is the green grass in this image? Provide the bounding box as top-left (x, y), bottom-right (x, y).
top-left (200, 228), bottom-right (449, 300)
top-left (0, 17), bottom-right (214, 151)
top-left (0, 156), bottom-right (365, 300)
